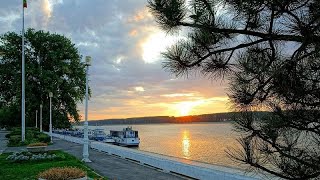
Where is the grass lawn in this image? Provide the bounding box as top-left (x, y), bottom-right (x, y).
top-left (0, 150), bottom-right (107, 180)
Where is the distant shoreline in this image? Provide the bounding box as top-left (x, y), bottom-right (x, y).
top-left (75, 111), bottom-right (267, 126)
top-left (74, 121), bottom-right (233, 127)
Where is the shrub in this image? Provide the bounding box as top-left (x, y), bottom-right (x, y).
top-left (38, 133), bottom-right (51, 143)
top-left (11, 128), bottom-right (21, 135)
top-left (8, 135), bottom-right (21, 146)
top-left (6, 128), bottom-right (50, 147)
top-left (28, 142), bottom-right (48, 147)
top-left (27, 127), bottom-right (39, 131)
top-left (26, 131), bottom-right (36, 139)
top-left (7, 129), bottom-right (20, 136)
top-left (38, 167), bottom-right (86, 180)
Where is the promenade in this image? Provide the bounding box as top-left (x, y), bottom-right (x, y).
top-left (0, 131), bottom-right (184, 180)
top-left (0, 130), bottom-right (9, 154)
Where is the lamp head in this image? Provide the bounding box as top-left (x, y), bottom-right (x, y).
top-left (85, 56), bottom-right (91, 66)
top-left (49, 92), bottom-right (53, 98)
top-left (40, 104), bottom-right (43, 108)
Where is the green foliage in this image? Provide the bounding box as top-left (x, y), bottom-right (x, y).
top-left (37, 133), bottom-right (51, 143)
top-left (0, 29), bottom-right (87, 129)
top-left (147, 0), bottom-right (186, 32)
top-left (0, 150), bottom-right (106, 180)
top-left (148, 0), bottom-right (320, 179)
top-left (0, 106), bottom-right (20, 129)
top-left (7, 128), bottom-right (50, 146)
top-left (8, 135), bottom-right (22, 147)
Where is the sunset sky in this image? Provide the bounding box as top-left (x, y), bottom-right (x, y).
top-left (0, 0), bottom-right (230, 120)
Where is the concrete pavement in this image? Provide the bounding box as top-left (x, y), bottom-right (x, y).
top-left (0, 130), bottom-right (9, 154)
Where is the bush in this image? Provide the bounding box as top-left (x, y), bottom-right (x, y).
top-left (8, 135), bottom-right (22, 146)
top-left (37, 133), bottom-right (51, 143)
top-left (6, 129), bottom-right (51, 147)
top-left (38, 167), bottom-right (86, 180)
top-left (26, 131), bottom-right (35, 139)
top-left (9, 130), bottom-right (20, 136)
top-left (11, 127), bottom-right (21, 134)
top-left (27, 127), bottom-right (39, 131)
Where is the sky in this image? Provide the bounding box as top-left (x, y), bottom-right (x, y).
top-left (0, 0), bottom-right (230, 120)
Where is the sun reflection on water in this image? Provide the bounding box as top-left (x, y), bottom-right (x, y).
top-left (182, 130), bottom-right (191, 158)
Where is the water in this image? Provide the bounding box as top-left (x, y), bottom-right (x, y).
top-left (88, 122), bottom-right (241, 168)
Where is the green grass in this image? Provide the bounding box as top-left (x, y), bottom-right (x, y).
top-left (0, 150), bottom-right (107, 180)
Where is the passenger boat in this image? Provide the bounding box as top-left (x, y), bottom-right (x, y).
top-left (110, 127), bottom-right (140, 146)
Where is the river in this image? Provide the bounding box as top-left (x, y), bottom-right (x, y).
top-left (88, 122), bottom-right (242, 168)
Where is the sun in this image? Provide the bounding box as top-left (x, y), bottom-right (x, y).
top-left (141, 32), bottom-right (184, 63)
top-left (175, 100), bottom-right (205, 116)
top-left (178, 102), bottom-right (193, 116)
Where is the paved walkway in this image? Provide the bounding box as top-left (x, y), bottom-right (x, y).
top-left (0, 131), bottom-right (184, 180)
top-left (0, 130), bottom-right (9, 154)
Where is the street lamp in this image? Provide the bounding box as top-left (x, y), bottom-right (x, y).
top-left (40, 104), bottom-right (43, 132)
top-left (49, 92), bottom-right (53, 143)
top-left (82, 56), bottom-right (91, 162)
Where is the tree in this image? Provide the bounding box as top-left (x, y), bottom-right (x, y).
top-left (148, 0), bottom-right (320, 179)
top-left (0, 29), bottom-right (87, 130)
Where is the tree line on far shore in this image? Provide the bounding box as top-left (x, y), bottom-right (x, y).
top-left (78, 111), bottom-right (268, 126)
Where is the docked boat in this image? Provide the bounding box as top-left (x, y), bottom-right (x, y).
top-left (91, 129), bottom-right (115, 143)
top-left (92, 129), bottom-right (107, 141)
top-left (110, 127), bottom-right (140, 146)
top-left (103, 134), bottom-right (115, 143)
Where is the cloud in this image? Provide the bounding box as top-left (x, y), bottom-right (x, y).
top-left (161, 93), bottom-right (195, 97)
top-left (0, 0), bottom-right (230, 120)
top-left (134, 86), bottom-right (145, 92)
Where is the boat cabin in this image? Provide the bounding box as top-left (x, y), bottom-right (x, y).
top-left (110, 127), bottom-right (138, 138)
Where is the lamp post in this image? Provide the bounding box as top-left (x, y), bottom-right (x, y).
top-left (82, 56), bottom-right (91, 162)
top-left (35, 110), bottom-right (38, 128)
top-left (49, 92), bottom-right (53, 143)
top-left (40, 104), bottom-right (43, 132)
top-left (21, 5), bottom-right (26, 142)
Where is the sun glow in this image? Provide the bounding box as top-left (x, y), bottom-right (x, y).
top-left (134, 86), bottom-right (145, 92)
top-left (42, 0), bottom-right (53, 19)
top-left (141, 32), bottom-right (183, 63)
top-left (175, 100), bottom-right (205, 116)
